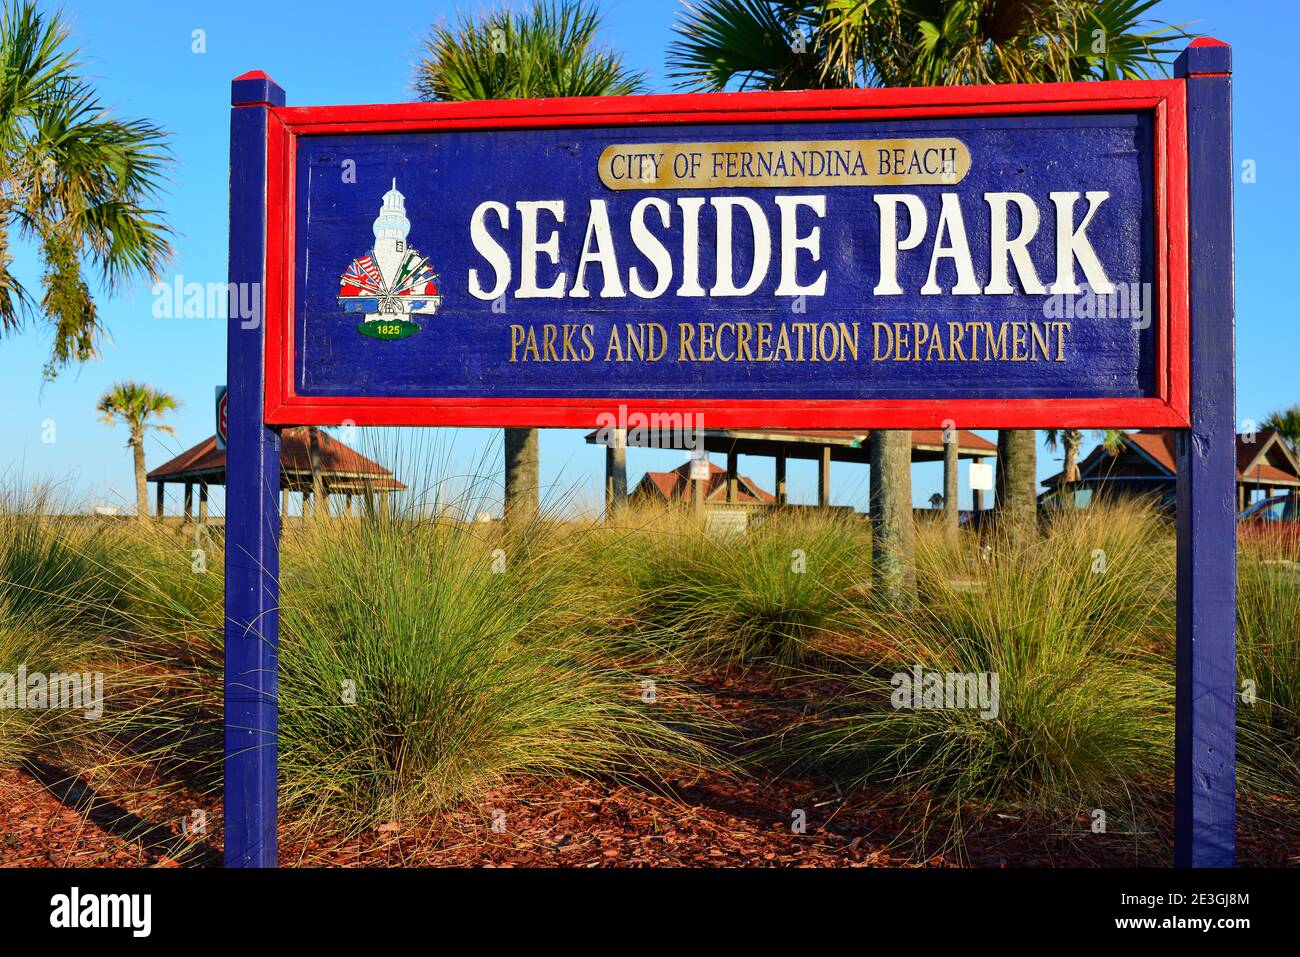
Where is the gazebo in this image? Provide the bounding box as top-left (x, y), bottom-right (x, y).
top-left (585, 427), bottom-right (996, 512)
top-left (146, 427), bottom-right (405, 522)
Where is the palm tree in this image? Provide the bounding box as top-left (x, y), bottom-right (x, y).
top-left (96, 382), bottom-right (178, 520)
top-left (669, 1), bottom-right (1187, 90)
top-left (1262, 404), bottom-right (1300, 457)
top-left (1044, 428), bottom-right (1084, 507)
top-left (1044, 427), bottom-right (1127, 508)
top-left (669, 0), bottom-right (1188, 577)
top-left (416, 0), bottom-right (644, 521)
top-left (0, 2), bottom-right (172, 379)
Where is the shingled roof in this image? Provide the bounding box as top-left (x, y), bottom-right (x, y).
top-left (1041, 429), bottom-right (1300, 489)
top-left (147, 427), bottom-right (405, 492)
top-left (634, 461), bottom-right (775, 505)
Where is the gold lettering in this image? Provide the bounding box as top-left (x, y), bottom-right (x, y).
top-left (874, 323), bottom-right (893, 360)
top-left (606, 325), bottom-right (625, 362)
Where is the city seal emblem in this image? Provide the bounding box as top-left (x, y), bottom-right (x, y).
top-left (337, 180), bottom-right (442, 340)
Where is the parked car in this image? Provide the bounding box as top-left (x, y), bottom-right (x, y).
top-left (1237, 493), bottom-right (1300, 550)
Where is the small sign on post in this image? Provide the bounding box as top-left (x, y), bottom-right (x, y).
top-left (969, 461), bottom-right (993, 492)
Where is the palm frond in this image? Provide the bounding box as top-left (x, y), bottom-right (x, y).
top-left (1261, 405), bottom-right (1300, 456)
top-left (1073, 0), bottom-right (1193, 80)
top-left (415, 0), bottom-right (646, 102)
top-left (96, 380), bottom-right (180, 435)
top-left (672, 0), bottom-right (1195, 92)
top-left (0, 1), bottom-right (174, 376)
top-left (667, 0), bottom-right (844, 91)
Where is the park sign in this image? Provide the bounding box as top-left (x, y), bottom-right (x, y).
top-left (226, 40), bottom-right (1236, 868)
top-left (255, 77), bottom-right (1190, 430)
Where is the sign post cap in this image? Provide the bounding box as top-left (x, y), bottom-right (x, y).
top-left (1175, 38), bottom-right (1231, 78)
top-left (232, 71), bottom-right (285, 107)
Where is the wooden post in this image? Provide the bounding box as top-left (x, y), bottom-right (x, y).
top-left (155, 481), bottom-right (164, 518)
top-left (726, 449), bottom-right (738, 503)
top-left (605, 427), bottom-right (626, 518)
top-left (1173, 39), bottom-right (1236, 867)
top-left (972, 456), bottom-right (986, 513)
top-left (281, 487), bottom-right (289, 516)
top-left (345, 493), bottom-right (353, 517)
top-left (224, 71), bottom-right (284, 868)
top-left (183, 483), bottom-right (194, 525)
top-left (199, 483), bottom-right (209, 525)
top-left (775, 450), bottom-right (787, 506)
top-left (943, 430), bottom-right (959, 539)
top-left (694, 460), bottom-right (706, 516)
top-left (817, 446), bottom-right (831, 508)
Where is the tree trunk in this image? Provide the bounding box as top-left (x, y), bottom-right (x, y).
top-left (504, 427), bottom-right (539, 523)
top-left (870, 430), bottom-right (916, 605)
top-left (309, 427), bottom-right (325, 518)
top-left (1061, 429), bottom-right (1081, 509)
top-left (943, 430), bottom-right (959, 541)
top-left (995, 430), bottom-right (1038, 549)
top-left (131, 426), bottom-right (148, 521)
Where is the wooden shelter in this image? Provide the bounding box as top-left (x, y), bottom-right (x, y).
top-left (585, 427), bottom-right (997, 512)
top-left (146, 427), bottom-right (405, 522)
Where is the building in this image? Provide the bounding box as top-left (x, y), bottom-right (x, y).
top-left (1040, 429), bottom-right (1300, 510)
top-left (632, 460), bottom-right (775, 507)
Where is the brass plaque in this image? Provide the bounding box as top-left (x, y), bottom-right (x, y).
top-left (598, 138), bottom-right (971, 190)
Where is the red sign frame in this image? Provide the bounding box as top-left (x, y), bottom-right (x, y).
top-left (260, 79), bottom-right (1188, 431)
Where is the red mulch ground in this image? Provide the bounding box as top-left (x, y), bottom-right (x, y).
top-left (3, 764), bottom-right (1296, 868)
top-left (2, 665), bottom-right (1296, 868)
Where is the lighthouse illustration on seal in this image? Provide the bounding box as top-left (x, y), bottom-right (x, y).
top-left (337, 180), bottom-right (442, 339)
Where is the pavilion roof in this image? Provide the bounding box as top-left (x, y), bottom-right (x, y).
top-left (146, 428), bottom-right (406, 492)
top-left (634, 461), bottom-right (775, 505)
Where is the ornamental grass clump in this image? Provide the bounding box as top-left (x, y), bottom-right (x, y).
top-left (595, 505), bottom-right (872, 668)
top-left (270, 509), bottom-right (712, 831)
top-left (1235, 534), bottom-right (1300, 811)
top-left (0, 487), bottom-right (126, 765)
top-left (771, 500), bottom-right (1177, 847)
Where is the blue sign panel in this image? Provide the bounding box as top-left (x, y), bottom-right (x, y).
top-left (292, 113), bottom-right (1156, 402)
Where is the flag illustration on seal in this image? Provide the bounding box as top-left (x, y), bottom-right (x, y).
top-left (337, 180), bottom-right (442, 340)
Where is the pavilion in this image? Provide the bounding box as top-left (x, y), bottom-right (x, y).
top-left (146, 426), bottom-right (405, 523)
top-left (585, 427), bottom-right (996, 512)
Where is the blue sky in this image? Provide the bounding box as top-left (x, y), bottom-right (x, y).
top-left (2, 0), bottom-right (1295, 516)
